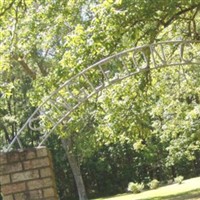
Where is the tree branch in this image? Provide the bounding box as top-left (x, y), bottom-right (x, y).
top-left (0, 123), bottom-right (12, 142)
top-left (0, 0), bottom-right (16, 17)
top-left (36, 49), bottom-right (50, 76)
top-left (37, 63), bottom-right (47, 76)
top-left (18, 59), bottom-right (36, 79)
top-left (162, 4), bottom-right (200, 28)
top-left (12, 55), bottom-right (37, 79)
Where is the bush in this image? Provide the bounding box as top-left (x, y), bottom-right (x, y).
top-left (174, 176), bottom-right (184, 184)
top-left (148, 179), bottom-right (160, 189)
top-left (127, 182), bottom-right (144, 193)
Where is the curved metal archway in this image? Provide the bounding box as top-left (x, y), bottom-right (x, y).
top-left (4, 40), bottom-right (200, 152)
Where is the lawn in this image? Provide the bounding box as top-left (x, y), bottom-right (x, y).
top-left (93, 177), bottom-right (200, 200)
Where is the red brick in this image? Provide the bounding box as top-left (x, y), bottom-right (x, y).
top-left (0, 148), bottom-right (58, 200)
top-left (19, 149), bottom-right (36, 161)
top-left (0, 163), bottom-right (22, 175)
top-left (29, 189), bottom-right (43, 199)
top-left (14, 190), bottom-right (43, 200)
top-left (25, 150), bottom-right (36, 160)
top-left (40, 167), bottom-right (52, 178)
top-left (7, 152), bottom-right (19, 163)
top-left (2, 182), bottom-right (26, 195)
top-left (43, 187), bottom-right (55, 198)
top-left (23, 157), bottom-right (50, 170)
top-left (0, 174), bottom-right (10, 185)
top-left (11, 170), bottom-right (39, 183)
top-left (3, 194), bottom-right (14, 200)
top-left (36, 147), bottom-right (48, 157)
top-left (27, 178), bottom-right (53, 190)
top-left (12, 192), bottom-right (25, 200)
top-left (0, 164), bottom-right (6, 175)
top-left (0, 153), bottom-right (7, 164)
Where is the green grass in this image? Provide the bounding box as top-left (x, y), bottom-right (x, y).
top-left (147, 189), bottom-right (200, 200)
top-left (92, 176), bottom-right (200, 200)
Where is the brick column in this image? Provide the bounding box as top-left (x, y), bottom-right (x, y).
top-left (0, 147), bottom-right (59, 200)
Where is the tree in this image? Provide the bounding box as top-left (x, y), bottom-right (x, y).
top-left (1, 0), bottom-right (200, 199)
top-left (58, 0), bottom-right (200, 197)
top-left (0, 0), bottom-right (89, 199)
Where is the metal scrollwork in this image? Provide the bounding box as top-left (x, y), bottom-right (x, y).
top-left (180, 42), bottom-right (194, 63)
top-left (28, 116), bottom-right (42, 131)
top-left (3, 40), bottom-right (200, 152)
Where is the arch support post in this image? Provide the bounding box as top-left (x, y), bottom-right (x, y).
top-left (0, 147), bottom-right (59, 200)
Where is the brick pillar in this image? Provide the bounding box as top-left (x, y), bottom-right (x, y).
top-left (0, 147), bottom-right (59, 200)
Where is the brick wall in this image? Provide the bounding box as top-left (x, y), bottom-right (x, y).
top-left (0, 147), bottom-right (59, 200)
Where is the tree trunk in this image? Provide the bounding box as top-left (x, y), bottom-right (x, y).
top-left (61, 138), bottom-right (88, 200)
top-left (171, 165), bottom-right (176, 179)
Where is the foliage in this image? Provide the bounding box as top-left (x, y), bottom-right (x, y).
top-left (1, 0), bottom-right (200, 199)
top-left (174, 176), bottom-right (184, 184)
top-left (148, 179), bottom-right (160, 190)
top-left (93, 177), bottom-right (200, 200)
top-left (127, 182), bottom-right (144, 194)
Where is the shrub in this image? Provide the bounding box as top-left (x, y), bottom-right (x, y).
top-left (127, 182), bottom-right (144, 193)
top-left (174, 176), bottom-right (184, 184)
top-left (148, 179), bottom-right (160, 189)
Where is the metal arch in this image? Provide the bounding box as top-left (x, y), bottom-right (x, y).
top-left (4, 40), bottom-right (200, 152)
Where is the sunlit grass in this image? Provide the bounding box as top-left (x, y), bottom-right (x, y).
top-left (146, 189), bottom-right (200, 200)
top-left (92, 177), bottom-right (200, 200)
